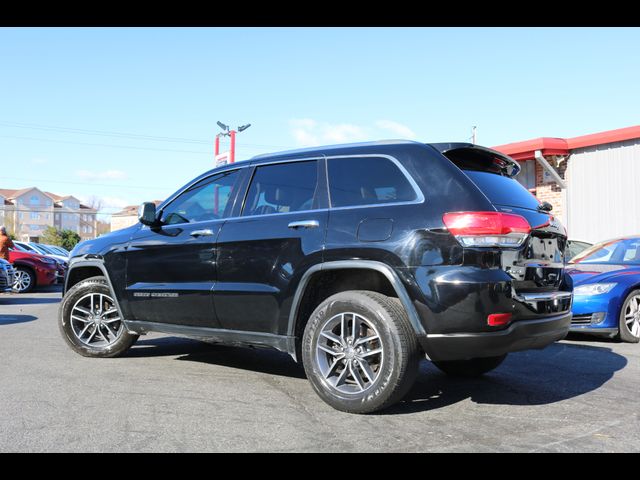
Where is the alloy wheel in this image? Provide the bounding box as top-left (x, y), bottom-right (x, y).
top-left (13, 270), bottom-right (32, 292)
top-left (70, 293), bottom-right (124, 347)
top-left (624, 294), bottom-right (640, 338)
top-left (315, 312), bottom-right (384, 395)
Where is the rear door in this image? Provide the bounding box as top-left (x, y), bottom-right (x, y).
top-left (214, 158), bottom-right (328, 334)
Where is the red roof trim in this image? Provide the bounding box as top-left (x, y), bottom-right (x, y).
top-left (492, 125), bottom-right (640, 160)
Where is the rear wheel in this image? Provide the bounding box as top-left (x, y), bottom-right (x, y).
top-left (619, 290), bottom-right (640, 343)
top-left (432, 354), bottom-right (507, 377)
top-left (13, 266), bottom-right (35, 293)
top-left (302, 290), bottom-right (420, 414)
top-left (59, 276), bottom-right (138, 357)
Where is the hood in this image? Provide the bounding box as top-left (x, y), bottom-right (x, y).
top-left (566, 263), bottom-right (640, 285)
top-left (71, 223), bottom-right (140, 258)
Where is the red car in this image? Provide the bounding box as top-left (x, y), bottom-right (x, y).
top-left (8, 250), bottom-right (58, 293)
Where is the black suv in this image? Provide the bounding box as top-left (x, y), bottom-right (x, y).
top-left (59, 141), bottom-right (572, 413)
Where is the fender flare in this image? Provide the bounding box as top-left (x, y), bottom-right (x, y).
top-left (64, 259), bottom-right (128, 326)
top-left (286, 260), bottom-right (427, 338)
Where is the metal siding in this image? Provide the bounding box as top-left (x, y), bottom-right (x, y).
top-left (567, 139), bottom-right (640, 243)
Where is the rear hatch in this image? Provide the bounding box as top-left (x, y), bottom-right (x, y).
top-left (435, 144), bottom-right (569, 299)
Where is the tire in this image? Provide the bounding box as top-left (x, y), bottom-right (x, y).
top-left (302, 290), bottom-right (420, 414)
top-left (618, 289), bottom-right (640, 343)
top-left (58, 276), bottom-right (138, 357)
top-left (432, 354), bottom-right (507, 377)
top-left (13, 266), bottom-right (36, 293)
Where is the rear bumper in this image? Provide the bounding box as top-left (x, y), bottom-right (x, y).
top-left (421, 312), bottom-right (572, 361)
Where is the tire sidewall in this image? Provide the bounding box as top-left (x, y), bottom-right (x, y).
top-left (59, 278), bottom-right (136, 357)
top-left (619, 289), bottom-right (640, 343)
top-left (302, 293), bottom-right (405, 412)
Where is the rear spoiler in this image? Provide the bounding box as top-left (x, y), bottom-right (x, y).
top-left (430, 142), bottom-right (521, 177)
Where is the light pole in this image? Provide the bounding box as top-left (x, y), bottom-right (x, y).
top-left (215, 121), bottom-right (251, 165)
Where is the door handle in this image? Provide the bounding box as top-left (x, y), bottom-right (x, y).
top-left (288, 220), bottom-right (320, 229)
top-left (190, 229), bottom-right (215, 237)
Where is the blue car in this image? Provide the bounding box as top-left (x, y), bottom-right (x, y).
top-left (567, 236), bottom-right (640, 343)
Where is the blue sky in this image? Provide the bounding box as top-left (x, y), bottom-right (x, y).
top-left (1, 27), bottom-right (639, 218)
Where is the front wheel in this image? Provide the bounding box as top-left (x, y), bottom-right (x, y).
top-left (619, 290), bottom-right (640, 343)
top-left (302, 290), bottom-right (420, 414)
top-left (13, 266), bottom-right (35, 293)
top-left (432, 354), bottom-right (507, 377)
top-left (59, 276), bottom-right (138, 357)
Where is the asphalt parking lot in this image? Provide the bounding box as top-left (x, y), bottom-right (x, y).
top-left (1, 287), bottom-right (638, 452)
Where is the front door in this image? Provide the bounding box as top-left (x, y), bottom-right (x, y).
top-left (214, 159), bottom-right (328, 335)
top-left (125, 169), bottom-right (242, 327)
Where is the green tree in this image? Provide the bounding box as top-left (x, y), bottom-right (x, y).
top-left (41, 226), bottom-right (63, 246)
top-left (40, 227), bottom-right (82, 250)
top-left (60, 229), bottom-right (82, 250)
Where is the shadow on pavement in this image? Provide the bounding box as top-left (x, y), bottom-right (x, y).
top-left (0, 314), bottom-right (38, 325)
top-left (0, 295), bottom-right (61, 305)
top-left (126, 336), bottom-right (306, 379)
top-left (123, 337), bottom-right (627, 413)
top-left (385, 342), bottom-right (628, 415)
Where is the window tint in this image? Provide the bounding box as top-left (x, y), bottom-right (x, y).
top-left (162, 170), bottom-right (240, 225)
top-left (571, 238), bottom-right (640, 265)
top-left (242, 161), bottom-right (318, 216)
top-left (328, 156), bottom-right (417, 208)
top-left (464, 170), bottom-right (541, 211)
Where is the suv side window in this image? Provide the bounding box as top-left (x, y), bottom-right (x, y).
top-left (327, 156), bottom-right (417, 208)
top-left (242, 161), bottom-right (318, 216)
top-left (162, 169), bottom-right (241, 225)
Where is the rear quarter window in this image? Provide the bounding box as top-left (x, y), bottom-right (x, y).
top-left (328, 156), bottom-right (418, 208)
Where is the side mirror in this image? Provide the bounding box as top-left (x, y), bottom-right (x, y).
top-left (138, 202), bottom-right (158, 226)
top-left (538, 201), bottom-right (553, 212)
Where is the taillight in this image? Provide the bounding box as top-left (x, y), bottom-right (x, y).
top-left (442, 211), bottom-right (531, 248)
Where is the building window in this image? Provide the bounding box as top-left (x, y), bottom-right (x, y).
top-left (30, 195), bottom-right (39, 205)
top-left (19, 212), bottom-right (24, 219)
top-left (55, 213), bottom-right (60, 220)
top-left (30, 212), bottom-right (39, 220)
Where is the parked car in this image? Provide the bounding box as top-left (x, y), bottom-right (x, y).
top-left (13, 241), bottom-right (68, 283)
top-left (0, 258), bottom-right (15, 293)
top-left (567, 236), bottom-right (640, 342)
top-left (44, 244), bottom-right (71, 258)
top-left (8, 250), bottom-right (58, 293)
top-left (566, 239), bottom-right (593, 262)
top-left (59, 140), bottom-right (572, 413)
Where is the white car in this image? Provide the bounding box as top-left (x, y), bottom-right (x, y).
top-left (0, 259), bottom-right (15, 293)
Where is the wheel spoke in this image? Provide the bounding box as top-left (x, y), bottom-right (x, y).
top-left (71, 315), bottom-right (91, 323)
top-left (78, 323), bottom-right (92, 338)
top-left (351, 314), bottom-right (358, 339)
top-left (358, 359), bottom-right (376, 383)
top-left (73, 306), bottom-right (92, 316)
top-left (349, 362), bottom-right (366, 391)
top-left (334, 363), bottom-right (349, 387)
top-left (102, 316), bottom-right (121, 324)
top-left (86, 325), bottom-right (98, 343)
top-left (324, 358), bottom-right (344, 379)
top-left (632, 322), bottom-right (640, 338)
top-left (355, 335), bottom-right (378, 346)
top-left (340, 313), bottom-right (347, 344)
top-left (103, 307), bottom-right (118, 316)
top-left (320, 330), bottom-right (343, 346)
top-left (318, 344), bottom-right (342, 356)
top-left (360, 348), bottom-right (383, 358)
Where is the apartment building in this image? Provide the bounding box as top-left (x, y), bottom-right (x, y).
top-left (0, 187), bottom-right (97, 242)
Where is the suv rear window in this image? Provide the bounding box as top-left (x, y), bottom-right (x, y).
top-left (463, 170), bottom-right (541, 211)
top-left (328, 156), bottom-right (417, 208)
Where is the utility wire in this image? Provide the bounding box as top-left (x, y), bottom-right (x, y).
top-left (0, 120), bottom-right (293, 149)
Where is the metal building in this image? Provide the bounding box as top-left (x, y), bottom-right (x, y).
top-left (493, 126), bottom-right (640, 244)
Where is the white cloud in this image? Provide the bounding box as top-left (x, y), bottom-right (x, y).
top-left (75, 169), bottom-right (128, 181)
top-left (375, 120), bottom-right (417, 139)
top-left (289, 119), bottom-right (370, 147)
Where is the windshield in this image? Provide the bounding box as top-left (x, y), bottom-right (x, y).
top-left (463, 170), bottom-right (542, 211)
top-left (570, 238), bottom-right (640, 265)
